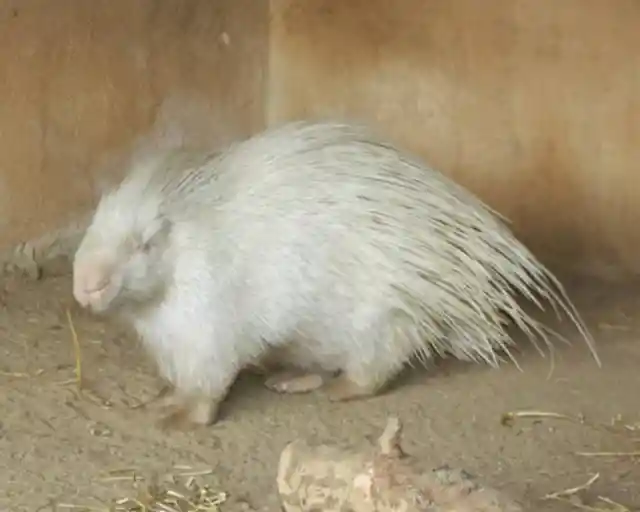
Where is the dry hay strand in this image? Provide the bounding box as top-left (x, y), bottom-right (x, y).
top-left (543, 474), bottom-right (630, 512)
top-left (66, 307), bottom-right (84, 390)
top-left (62, 308), bottom-right (113, 408)
top-left (57, 467), bottom-right (227, 512)
top-left (0, 369), bottom-right (34, 378)
top-left (501, 409), bottom-right (638, 510)
top-left (502, 409), bottom-right (640, 451)
top-left (501, 410), bottom-right (640, 440)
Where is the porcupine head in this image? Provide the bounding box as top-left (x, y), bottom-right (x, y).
top-left (72, 158), bottom-right (173, 316)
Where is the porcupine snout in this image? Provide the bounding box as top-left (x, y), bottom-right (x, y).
top-left (72, 257), bottom-right (117, 312)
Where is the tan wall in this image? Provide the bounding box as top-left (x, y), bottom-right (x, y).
top-left (268, 0), bottom-right (640, 280)
top-left (3, 0), bottom-right (639, 281)
top-left (0, 0), bottom-right (267, 271)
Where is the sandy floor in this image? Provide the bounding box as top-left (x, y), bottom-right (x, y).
top-left (1, 273), bottom-right (639, 511)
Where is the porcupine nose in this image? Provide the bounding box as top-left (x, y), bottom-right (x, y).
top-left (72, 264), bottom-right (111, 308)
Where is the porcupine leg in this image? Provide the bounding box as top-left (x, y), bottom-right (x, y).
top-left (247, 344), bottom-right (288, 376)
top-left (322, 372), bottom-right (391, 402)
top-left (154, 364), bottom-right (239, 430)
top-left (322, 317), bottom-right (408, 402)
top-left (137, 378), bottom-right (223, 430)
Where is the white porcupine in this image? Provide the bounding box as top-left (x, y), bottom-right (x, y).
top-left (72, 120), bottom-right (599, 427)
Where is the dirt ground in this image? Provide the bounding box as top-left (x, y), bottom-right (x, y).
top-left (1, 272), bottom-right (639, 511)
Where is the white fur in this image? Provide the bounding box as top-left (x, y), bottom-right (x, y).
top-left (72, 120), bottom-right (600, 400)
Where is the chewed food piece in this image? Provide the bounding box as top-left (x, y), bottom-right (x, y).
top-left (277, 417), bottom-right (527, 512)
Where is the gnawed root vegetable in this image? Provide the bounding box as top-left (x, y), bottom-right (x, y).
top-left (277, 417), bottom-right (526, 512)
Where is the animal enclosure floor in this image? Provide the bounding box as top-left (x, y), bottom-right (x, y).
top-left (1, 274), bottom-right (640, 511)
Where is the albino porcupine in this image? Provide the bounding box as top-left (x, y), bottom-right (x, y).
top-left (72, 120), bottom-right (599, 427)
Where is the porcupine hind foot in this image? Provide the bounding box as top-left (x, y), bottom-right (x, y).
top-left (262, 326), bottom-right (405, 400)
top-left (260, 343), bottom-right (336, 394)
top-left (265, 371), bottom-right (329, 394)
top-left (264, 369), bottom-right (391, 401)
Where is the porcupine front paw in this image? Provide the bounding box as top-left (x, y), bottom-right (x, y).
top-left (155, 392), bottom-right (221, 431)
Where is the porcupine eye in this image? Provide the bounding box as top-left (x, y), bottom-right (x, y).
top-left (139, 238), bottom-right (153, 254)
top-left (139, 217), bottom-right (171, 254)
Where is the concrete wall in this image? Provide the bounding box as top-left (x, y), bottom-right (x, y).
top-left (0, 0), bottom-right (267, 274)
top-left (268, 0), bottom-right (640, 280)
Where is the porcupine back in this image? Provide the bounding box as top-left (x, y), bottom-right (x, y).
top-left (106, 120), bottom-right (600, 375)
